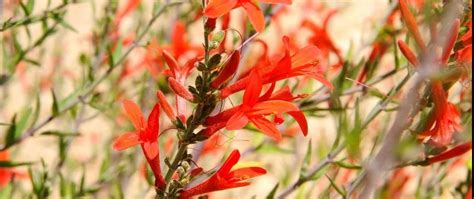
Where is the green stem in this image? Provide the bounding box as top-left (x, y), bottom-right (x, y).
top-left (164, 143), bottom-right (189, 183)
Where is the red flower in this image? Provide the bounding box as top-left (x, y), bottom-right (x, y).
top-left (211, 51), bottom-right (241, 89)
top-left (397, 15), bottom-right (463, 146)
top-left (156, 90), bottom-right (177, 122)
top-left (399, 0), bottom-right (426, 51)
top-left (418, 83), bottom-right (463, 145)
top-left (426, 141), bottom-right (472, 164)
top-left (162, 50), bottom-right (200, 120)
top-left (179, 150), bottom-right (266, 198)
top-left (204, 0), bottom-right (292, 32)
top-left (301, 12), bottom-right (344, 68)
top-left (220, 36), bottom-right (332, 99)
top-left (114, 0), bottom-right (141, 27)
top-left (456, 21), bottom-right (472, 64)
top-left (112, 100), bottom-right (166, 189)
top-left (206, 70), bottom-right (308, 141)
top-left (0, 151), bottom-right (28, 187)
top-left (141, 21), bottom-right (203, 78)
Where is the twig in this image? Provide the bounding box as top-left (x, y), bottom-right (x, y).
top-left (277, 145), bottom-right (345, 199)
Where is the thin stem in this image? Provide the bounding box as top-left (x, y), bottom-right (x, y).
top-left (277, 145), bottom-right (345, 198)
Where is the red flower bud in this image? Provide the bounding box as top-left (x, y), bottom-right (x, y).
top-left (168, 77), bottom-right (194, 102)
top-left (211, 51), bottom-right (240, 89)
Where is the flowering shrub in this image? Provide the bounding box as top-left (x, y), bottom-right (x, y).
top-left (0, 0), bottom-right (472, 198)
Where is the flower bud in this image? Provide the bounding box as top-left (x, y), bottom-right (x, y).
top-left (205, 18), bottom-right (217, 31)
top-left (210, 51), bottom-right (240, 89)
top-left (168, 77), bottom-right (194, 102)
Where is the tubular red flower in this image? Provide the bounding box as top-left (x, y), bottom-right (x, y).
top-left (399, 0), bottom-right (426, 51)
top-left (211, 51), bottom-right (241, 89)
top-left (156, 91), bottom-right (176, 122)
top-left (220, 36), bottom-right (332, 99)
top-left (113, 100), bottom-right (165, 189)
top-left (427, 142), bottom-right (472, 164)
top-left (398, 40), bottom-right (420, 66)
top-left (419, 82), bottom-right (463, 145)
top-left (168, 77), bottom-right (194, 102)
top-left (206, 70), bottom-right (308, 140)
top-left (179, 150), bottom-right (266, 198)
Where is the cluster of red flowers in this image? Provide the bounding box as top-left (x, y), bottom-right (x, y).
top-left (396, 0), bottom-right (471, 164)
top-left (111, 0), bottom-right (336, 197)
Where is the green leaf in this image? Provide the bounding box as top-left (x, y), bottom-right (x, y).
top-left (112, 38), bottom-right (123, 67)
top-left (333, 160), bottom-right (362, 170)
top-left (0, 161), bottom-right (33, 168)
top-left (51, 89), bottom-right (60, 116)
top-left (4, 115), bottom-right (17, 148)
top-left (325, 174), bottom-right (346, 197)
top-left (15, 108), bottom-right (31, 140)
top-left (30, 94), bottom-right (41, 129)
top-left (266, 183), bottom-right (279, 199)
top-left (302, 140), bottom-right (312, 172)
top-left (40, 131), bottom-right (80, 137)
top-left (20, 0), bottom-right (35, 16)
top-left (59, 88), bottom-right (83, 110)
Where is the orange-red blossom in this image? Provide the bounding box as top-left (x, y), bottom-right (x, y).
top-left (179, 150), bottom-right (266, 198)
top-left (112, 100), bottom-right (166, 189)
top-left (205, 70), bottom-right (308, 141)
top-left (220, 36), bottom-right (333, 99)
top-left (397, 0), bottom-right (463, 146)
top-left (204, 0), bottom-right (292, 32)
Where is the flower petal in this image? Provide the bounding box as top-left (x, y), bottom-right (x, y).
top-left (229, 167), bottom-right (267, 180)
top-left (398, 40), bottom-right (420, 66)
top-left (143, 141), bottom-right (159, 160)
top-left (123, 100), bottom-right (146, 130)
top-left (147, 103), bottom-right (160, 140)
top-left (226, 111), bottom-right (250, 130)
top-left (399, 0), bottom-right (426, 51)
top-left (219, 150), bottom-right (240, 175)
top-left (241, 2), bottom-right (265, 32)
top-left (204, 0), bottom-right (238, 18)
top-left (259, 0), bottom-right (292, 4)
top-left (288, 111), bottom-right (308, 136)
top-left (250, 100), bottom-right (299, 115)
top-left (162, 50), bottom-right (180, 78)
top-left (156, 90), bottom-right (176, 122)
top-left (250, 117), bottom-right (282, 141)
top-left (113, 132), bottom-right (141, 151)
top-left (291, 45), bottom-right (321, 68)
top-left (243, 70), bottom-right (262, 107)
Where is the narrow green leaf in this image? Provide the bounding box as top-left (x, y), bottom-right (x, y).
top-left (333, 160), bottom-right (362, 170)
top-left (30, 94), bottom-right (41, 128)
top-left (0, 161), bottom-right (33, 168)
top-left (325, 174), bottom-right (346, 197)
top-left (40, 131), bottom-right (80, 137)
top-left (266, 183), bottom-right (279, 199)
top-left (4, 115), bottom-right (17, 148)
top-left (51, 89), bottom-right (60, 116)
top-left (111, 38), bottom-right (123, 67)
